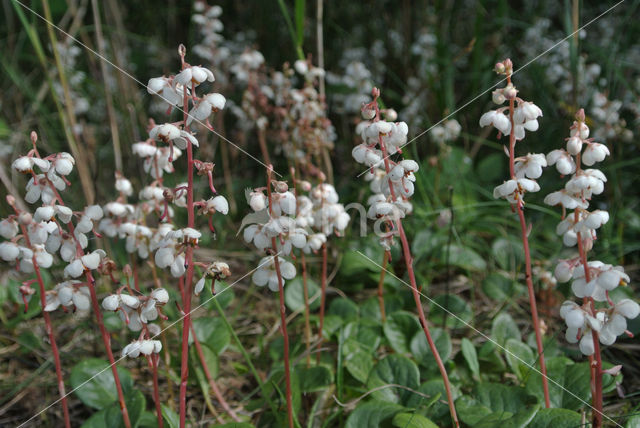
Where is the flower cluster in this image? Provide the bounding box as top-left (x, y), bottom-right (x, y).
top-left (243, 180), bottom-right (299, 291)
top-left (353, 89), bottom-right (417, 249)
top-left (480, 60), bottom-right (546, 205)
top-left (548, 109), bottom-right (638, 355)
top-left (102, 288), bottom-right (169, 332)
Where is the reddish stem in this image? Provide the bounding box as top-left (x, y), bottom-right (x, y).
top-left (86, 271), bottom-right (132, 428)
top-left (507, 89), bottom-right (551, 409)
top-left (189, 323), bottom-right (241, 422)
top-left (266, 166), bottom-right (295, 428)
top-left (17, 218), bottom-right (70, 428)
top-left (24, 176), bottom-right (131, 427)
top-left (377, 134), bottom-right (459, 427)
top-left (290, 167), bottom-right (312, 366)
top-left (179, 78), bottom-right (196, 428)
top-left (576, 230), bottom-right (603, 427)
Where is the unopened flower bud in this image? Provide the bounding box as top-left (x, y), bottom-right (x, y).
top-left (494, 62), bottom-right (506, 74)
top-left (18, 212), bottom-right (32, 225)
top-left (362, 107), bottom-right (376, 120)
top-left (273, 181), bottom-right (288, 193)
top-left (503, 84), bottom-right (517, 100)
top-left (384, 109), bottom-right (398, 121)
top-left (575, 108), bottom-right (585, 122)
top-left (492, 89), bottom-right (506, 105)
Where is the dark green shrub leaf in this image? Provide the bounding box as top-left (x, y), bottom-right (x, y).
top-left (190, 317), bottom-right (230, 355)
top-left (367, 354), bottom-right (420, 405)
top-left (345, 400), bottom-right (404, 428)
top-left (71, 358), bottom-right (133, 410)
top-left (384, 311), bottom-right (420, 354)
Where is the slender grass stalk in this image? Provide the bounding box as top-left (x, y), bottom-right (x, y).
top-left (149, 354), bottom-right (164, 428)
top-left (316, 242), bottom-right (328, 364)
top-left (41, 0), bottom-right (95, 204)
top-left (90, 0), bottom-right (123, 172)
top-left (377, 250), bottom-right (389, 322)
top-left (10, 200), bottom-right (70, 428)
top-left (266, 165), bottom-right (295, 428)
top-left (211, 298), bottom-right (281, 419)
top-left (505, 71), bottom-right (551, 409)
top-left (189, 322), bottom-right (241, 422)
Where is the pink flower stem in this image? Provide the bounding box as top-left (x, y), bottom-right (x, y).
top-left (291, 166), bottom-right (312, 367)
top-left (189, 322), bottom-right (241, 422)
top-left (86, 270), bottom-right (132, 428)
top-left (12, 210), bottom-right (70, 428)
top-left (506, 77), bottom-right (551, 409)
top-left (576, 231), bottom-right (603, 428)
top-left (377, 135), bottom-right (459, 428)
top-left (266, 165), bottom-right (295, 428)
top-left (26, 175), bottom-right (132, 427)
top-left (179, 69), bottom-right (196, 428)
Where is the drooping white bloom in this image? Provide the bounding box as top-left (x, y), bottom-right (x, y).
top-left (514, 153), bottom-right (547, 179)
top-left (493, 178), bottom-right (540, 203)
top-left (581, 143), bottom-right (610, 166)
top-left (175, 65), bottom-right (215, 87)
top-left (252, 256), bottom-right (296, 292)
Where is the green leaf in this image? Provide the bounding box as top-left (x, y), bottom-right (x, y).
top-left (327, 297), bottom-right (359, 322)
top-left (405, 379), bottom-right (454, 423)
top-left (367, 354), bottom-right (420, 405)
top-left (429, 294), bottom-right (472, 328)
top-left (81, 390), bottom-right (145, 428)
top-left (410, 328), bottom-right (452, 370)
top-left (137, 411), bottom-right (159, 428)
top-left (161, 404), bottom-right (180, 428)
top-left (215, 423), bottom-right (255, 428)
top-left (461, 338), bottom-right (480, 377)
top-left (528, 408), bottom-right (583, 428)
top-left (285, 277), bottom-right (320, 312)
top-left (505, 339), bottom-right (536, 381)
top-left (492, 238), bottom-right (523, 271)
top-left (455, 383), bottom-right (538, 426)
top-left (190, 317), bottom-right (230, 355)
top-left (412, 230), bottom-right (446, 260)
top-left (297, 365), bottom-right (333, 392)
top-left (626, 414), bottom-right (640, 428)
top-left (345, 400), bottom-right (404, 428)
top-left (491, 312), bottom-right (521, 347)
top-left (70, 359), bottom-right (133, 410)
top-left (392, 412), bottom-right (438, 428)
top-left (441, 245), bottom-right (487, 271)
top-left (482, 273), bottom-right (520, 301)
top-left (343, 339), bottom-right (374, 383)
top-left (342, 321), bottom-right (382, 351)
top-left (477, 153), bottom-right (506, 183)
top-left (383, 311), bottom-right (420, 354)
top-left (525, 357), bottom-right (591, 410)
top-left (473, 405), bottom-right (539, 428)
